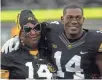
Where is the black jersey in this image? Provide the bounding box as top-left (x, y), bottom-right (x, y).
top-left (1, 46), bottom-right (53, 79)
top-left (48, 21), bottom-right (102, 79)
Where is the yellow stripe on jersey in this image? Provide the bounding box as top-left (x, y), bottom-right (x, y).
top-left (98, 43), bottom-right (102, 52)
top-left (29, 50), bottom-right (38, 56)
top-left (0, 69), bottom-right (9, 79)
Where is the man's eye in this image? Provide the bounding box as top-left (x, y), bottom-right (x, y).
top-left (76, 16), bottom-right (81, 20)
top-left (67, 16), bottom-right (73, 19)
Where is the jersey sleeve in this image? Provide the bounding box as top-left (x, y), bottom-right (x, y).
top-left (1, 53), bottom-right (14, 70)
top-left (90, 30), bottom-right (102, 54)
top-left (98, 39), bottom-right (102, 53)
top-left (97, 30), bottom-right (102, 53)
top-left (1, 69), bottom-right (9, 79)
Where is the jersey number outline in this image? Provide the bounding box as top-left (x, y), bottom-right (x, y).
top-left (54, 51), bottom-right (84, 79)
top-left (25, 62), bottom-right (52, 79)
top-left (96, 30), bottom-right (102, 33)
top-left (50, 21), bottom-right (59, 24)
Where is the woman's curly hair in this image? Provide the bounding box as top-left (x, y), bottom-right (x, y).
top-left (38, 22), bottom-right (53, 64)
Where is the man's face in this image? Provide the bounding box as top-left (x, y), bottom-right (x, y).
top-left (21, 22), bottom-right (41, 47)
top-left (61, 8), bottom-right (84, 35)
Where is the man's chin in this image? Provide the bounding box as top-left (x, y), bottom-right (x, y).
top-left (69, 31), bottom-right (79, 35)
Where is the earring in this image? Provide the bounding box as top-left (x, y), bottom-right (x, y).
top-left (21, 40), bottom-right (25, 45)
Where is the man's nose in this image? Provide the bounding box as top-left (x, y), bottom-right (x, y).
top-left (71, 20), bottom-right (78, 25)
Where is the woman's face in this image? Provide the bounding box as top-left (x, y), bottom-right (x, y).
top-left (20, 22), bottom-right (41, 48)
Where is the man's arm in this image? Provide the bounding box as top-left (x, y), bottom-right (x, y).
top-left (96, 54), bottom-right (102, 77)
top-left (96, 43), bottom-right (102, 77)
top-left (2, 36), bottom-right (20, 54)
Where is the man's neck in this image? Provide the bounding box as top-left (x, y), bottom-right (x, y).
top-left (65, 30), bottom-right (84, 40)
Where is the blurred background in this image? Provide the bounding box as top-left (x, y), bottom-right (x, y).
top-left (1, 0), bottom-right (102, 47)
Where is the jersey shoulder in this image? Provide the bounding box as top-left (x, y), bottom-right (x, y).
top-left (1, 50), bottom-right (20, 69)
top-left (1, 50), bottom-right (20, 62)
top-left (48, 21), bottom-right (63, 34)
top-left (1, 48), bottom-right (26, 63)
top-left (86, 29), bottom-right (102, 42)
top-left (85, 29), bottom-right (102, 52)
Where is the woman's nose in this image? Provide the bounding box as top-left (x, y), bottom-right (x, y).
top-left (30, 29), bottom-right (37, 35)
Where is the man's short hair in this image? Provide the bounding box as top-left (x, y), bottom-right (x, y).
top-left (63, 4), bottom-right (83, 15)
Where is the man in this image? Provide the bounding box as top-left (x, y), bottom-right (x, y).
top-left (2, 5), bottom-right (102, 79)
top-left (1, 10), bottom-right (56, 79)
top-left (49, 5), bottom-right (102, 79)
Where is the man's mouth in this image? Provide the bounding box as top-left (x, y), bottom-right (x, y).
top-left (69, 25), bottom-right (79, 27)
top-left (70, 26), bottom-right (78, 29)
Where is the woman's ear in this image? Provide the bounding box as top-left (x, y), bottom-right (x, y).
top-left (19, 30), bottom-right (25, 45)
top-left (61, 16), bottom-right (64, 24)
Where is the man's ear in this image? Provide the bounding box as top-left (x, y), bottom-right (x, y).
top-left (83, 17), bottom-right (85, 23)
top-left (61, 16), bottom-right (64, 24)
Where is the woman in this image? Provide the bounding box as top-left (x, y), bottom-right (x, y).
top-left (1, 10), bottom-right (56, 79)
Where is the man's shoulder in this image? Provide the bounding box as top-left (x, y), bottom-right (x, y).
top-left (48, 21), bottom-right (63, 33)
top-left (85, 29), bottom-right (102, 48)
top-left (49, 21), bottom-right (63, 28)
top-left (88, 29), bottom-right (102, 39)
top-left (49, 21), bottom-right (61, 25)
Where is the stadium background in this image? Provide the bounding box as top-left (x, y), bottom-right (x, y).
top-left (1, 0), bottom-right (102, 47)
